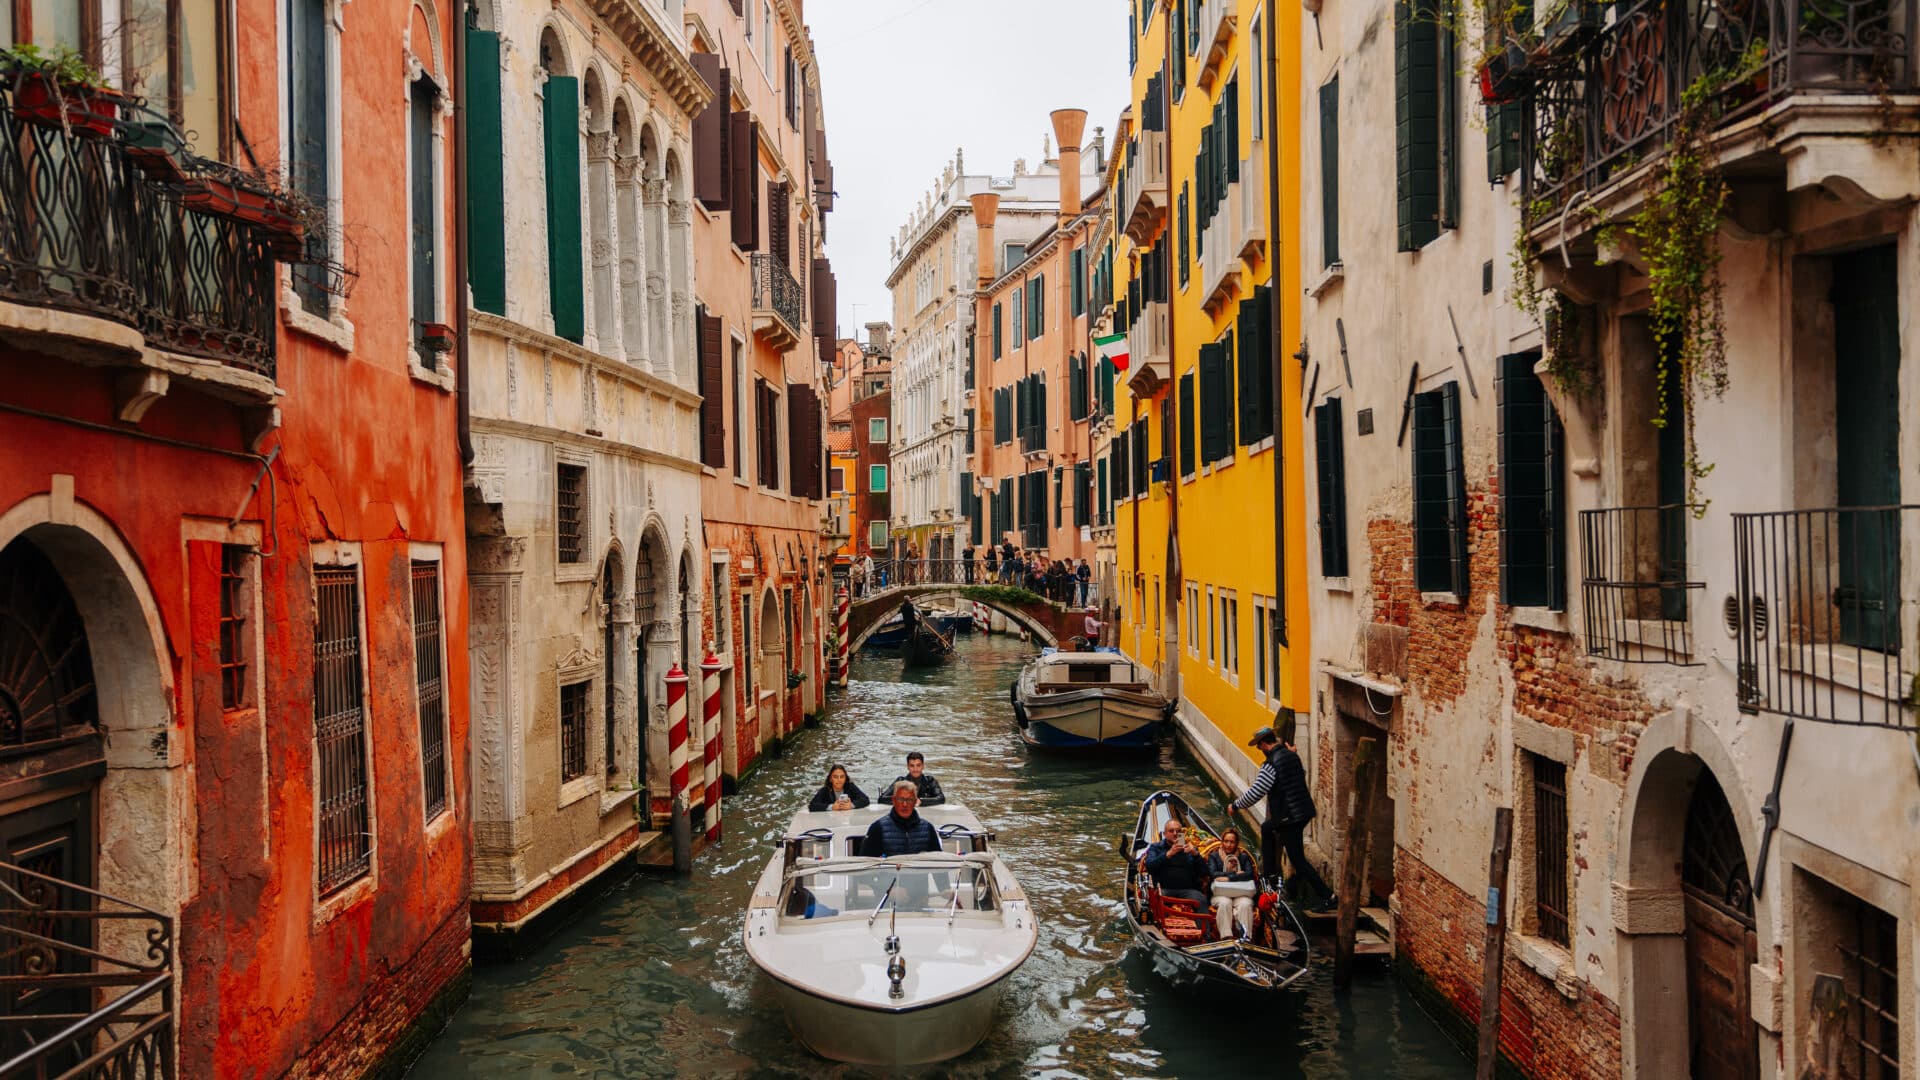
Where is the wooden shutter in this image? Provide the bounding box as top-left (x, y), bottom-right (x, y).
top-left (1497, 353), bottom-right (1564, 608)
top-left (787, 384), bottom-right (818, 498)
top-left (1133, 418), bottom-right (1150, 492)
top-left (1070, 248), bottom-right (1085, 316)
top-left (697, 307), bottom-right (726, 467)
top-left (1315, 400), bottom-right (1350, 576)
top-left (543, 75), bottom-right (585, 343)
top-left (1486, 101), bottom-right (1521, 180)
top-left (1236, 290), bottom-right (1273, 445)
top-left (768, 181), bottom-right (790, 267)
top-left (1177, 184), bottom-right (1190, 284)
top-left (729, 112), bottom-right (759, 250)
top-left (1054, 466), bottom-right (1064, 528)
top-left (1395, 0), bottom-right (1441, 251)
top-left (1113, 427), bottom-right (1130, 499)
top-left (1441, 382), bottom-right (1468, 595)
top-left (991, 303), bottom-right (1003, 358)
top-left (466, 28), bottom-right (507, 315)
top-left (811, 257), bottom-right (835, 331)
top-left (1199, 340), bottom-right (1232, 463)
top-left (1097, 457), bottom-right (1109, 522)
top-left (1069, 354), bottom-right (1088, 421)
top-left (1320, 76), bottom-right (1341, 266)
top-left (691, 54), bottom-right (731, 210)
top-left (1179, 371), bottom-right (1196, 476)
top-left (1225, 78), bottom-right (1241, 184)
top-left (1412, 383), bottom-right (1467, 594)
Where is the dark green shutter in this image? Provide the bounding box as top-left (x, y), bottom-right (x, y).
top-left (1036, 377), bottom-right (1048, 449)
top-left (1486, 102), bottom-right (1522, 179)
top-left (1319, 76), bottom-right (1341, 266)
top-left (992, 303), bottom-right (1003, 358)
top-left (1179, 371), bottom-right (1196, 476)
top-left (543, 76), bottom-right (585, 342)
top-left (1315, 400), bottom-right (1350, 577)
top-left (1225, 84), bottom-right (1240, 184)
top-left (1070, 354), bottom-right (1088, 421)
top-left (1097, 457), bottom-right (1109, 522)
top-left (1071, 248), bottom-right (1086, 315)
top-left (1112, 428), bottom-right (1130, 499)
top-left (1236, 300), bottom-right (1259, 442)
top-left (1178, 184), bottom-right (1190, 284)
top-left (1412, 382), bottom-right (1468, 594)
top-left (465, 28), bottom-right (506, 315)
top-left (1497, 353), bottom-right (1564, 608)
top-left (1395, 0), bottom-right (1441, 251)
top-left (1074, 463), bottom-right (1091, 527)
top-left (1054, 466), bottom-right (1063, 528)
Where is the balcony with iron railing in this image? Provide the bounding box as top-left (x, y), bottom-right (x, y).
top-left (0, 77), bottom-right (289, 395)
top-left (0, 859), bottom-right (175, 1079)
top-left (1520, 0), bottom-right (1920, 226)
top-left (1125, 299), bottom-right (1172, 395)
top-left (751, 253), bottom-right (805, 351)
top-left (1121, 129), bottom-right (1170, 244)
top-left (1733, 505), bottom-right (1916, 728)
top-left (1579, 504), bottom-right (1706, 664)
top-left (1197, 153), bottom-right (1267, 313)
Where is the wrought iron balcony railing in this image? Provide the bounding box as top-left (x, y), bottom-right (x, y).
top-left (0, 80), bottom-right (279, 379)
top-left (1579, 504), bottom-right (1705, 664)
top-left (1733, 505), bottom-right (1916, 728)
top-left (0, 859), bottom-right (175, 1080)
top-left (1521, 0), bottom-right (1919, 216)
top-left (751, 253), bottom-right (805, 350)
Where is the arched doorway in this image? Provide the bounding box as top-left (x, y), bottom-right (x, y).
top-left (757, 590), bottom-right (782, 738)
top-left (634, 531), bottom-right (661, 803)
top-left (1683, 769), bottom-right (1759, 1080)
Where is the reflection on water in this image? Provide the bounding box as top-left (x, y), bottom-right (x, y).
top-left (412, 634), bottom-right (1474, 1078)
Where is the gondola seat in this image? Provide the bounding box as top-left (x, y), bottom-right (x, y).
top-left (1144, 883), bottom-right (1210, 944)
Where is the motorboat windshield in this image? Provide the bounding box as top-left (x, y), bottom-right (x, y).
top-left (780, 860), bottom-right (999, 922)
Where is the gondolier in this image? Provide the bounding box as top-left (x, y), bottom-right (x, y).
top-left (1233, 714), bottom-right (1336, 913)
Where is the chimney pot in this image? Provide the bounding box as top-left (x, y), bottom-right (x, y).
top-left (1050, 108), bottom-right (1089, 220)
top-left (969, 192), bottom-right (1000, 287)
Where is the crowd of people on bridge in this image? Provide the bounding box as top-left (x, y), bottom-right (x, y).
top-left (847, 542), bottom-right (1097, 609)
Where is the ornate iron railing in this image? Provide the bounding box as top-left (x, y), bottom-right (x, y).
top-left (0, 79), bottom-right (278, 378)
top-left (1579, 504), bottom-right (1705, 664)
top-left (0, 859), bottom-right (174, 1080)
top-left (1733, 506), bottom-right (1916, 728)
top-left (1521, 0), bottom-right (1918, 216)
top-left (751, 253), bottom-right (805, 338)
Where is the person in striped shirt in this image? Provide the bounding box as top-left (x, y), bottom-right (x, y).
top-left (1233, 716), bottom-right (1336, 913)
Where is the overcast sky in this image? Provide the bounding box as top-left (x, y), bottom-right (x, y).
top-left (804, 0), bottom-right (1131, 342)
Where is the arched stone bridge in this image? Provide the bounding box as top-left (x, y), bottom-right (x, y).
top-left (843, 585), bottom-right (1083, 654)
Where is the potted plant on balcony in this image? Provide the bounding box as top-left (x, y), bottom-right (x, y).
top-left (1, 44), bottom-right (122, 137)
top-left (179, 159), bottom-right (310, 253)
top-left (1535, 0), bottom-right (1599, 52)
top-left (1479, 41), bottom-right (1535, 103)
top-left (118, 102), bottom-right (192, 184)
top-left (418, 321), bottom-right (456, 354)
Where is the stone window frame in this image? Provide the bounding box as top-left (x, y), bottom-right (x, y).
top-left (406, 540), bottom-right (456, 836)
top-left (401, 0), bottom-right (455, 389)
top-left (1508, 717), bottom-right (1579, 991)
top-left (308, 540), bottom-right (379, 925)
top-left (1776, 830), bottom-right (1912, 1074)
top-left (555, 650), bottom-right (601, 811)
top-left (553, 446), bottom-right (595, 584)
top-left (710, 550), bottom-right (731, 657)
top-left (280, 0), bottom-right (357, 351)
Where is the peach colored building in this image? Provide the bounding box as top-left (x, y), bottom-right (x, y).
top-left (970, 109), bottom-right (1106, 570)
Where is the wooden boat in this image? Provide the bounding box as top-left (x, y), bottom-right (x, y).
top-left (900, 619), bottom-right (954, 667)
top-left (1120, 790), bottom-right (1310, 994)
top-left (1013, 650), bottom-right (1170, 751)
top-left (744, 803), bottom-right (1037, 1066)
top-left (861, 610), bottom-right (970, 650)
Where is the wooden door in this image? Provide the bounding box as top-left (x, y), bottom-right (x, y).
top-left (1685, 892), bottom-right (1759, 1080)
top-left (0, 792), bottom-right (96, 1063)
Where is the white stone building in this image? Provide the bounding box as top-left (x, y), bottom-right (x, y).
top-left (461, 0), bottom-right (708, 953)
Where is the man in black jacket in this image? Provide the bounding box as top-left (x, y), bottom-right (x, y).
top-left (863, 781), bottom-right (942, 857)
top-left (890, 751), bottom-right (946, 805)
top-left (1233, 716), bottom-right (1336, 912)
top-left (1140, 818), bottom-right (1210, 903)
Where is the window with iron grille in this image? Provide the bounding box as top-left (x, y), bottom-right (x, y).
top-left (1530, 754), bottom-right (1570, 945)
top-left (1497, 352), bottom-right (1567, 609)
top-left (219, 546), bottom-right (251, 710)
top-left (556, 462), bottom-right (587, 565)
top-left (559, 679), bottom-right (589, 783)
top-left (1411, 383), bottom-right (1467, 595)
top-left (1315, 400), bottom-right (1350, 576)
top-left (313, 566), bottom-right (371, 895)
top-left (1840, 893), bottom-right (1901, 1080)
top-left (411, 560), bottom-right (448, 820)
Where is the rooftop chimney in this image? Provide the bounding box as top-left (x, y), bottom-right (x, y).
top-left (970, 192), bottom-right (1000, 286)
top-left (1050, 108), bottom-right (1088, 220)
top-left (864, 322), bottom-right (891, 352)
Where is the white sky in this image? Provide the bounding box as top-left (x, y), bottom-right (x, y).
top-left (804, 0), bottom-right (1131, 342)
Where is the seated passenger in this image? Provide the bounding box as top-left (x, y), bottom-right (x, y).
top-left (890, 751), bottom-right (946, 806)
top-left (1141, 819), bottom-right (1209, 904)
top-left (1207, 826), bottom-right (1259, 939)
top-left (807, 763), bottom-right (871, 813)
top-left (862, 781), bottom-right (942, 857)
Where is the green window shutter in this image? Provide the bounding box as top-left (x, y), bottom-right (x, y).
top-left (1178, 184), bottom-right (1190, 285)
top-left (1497, 352), bottom-right (1564, 608)
top-left (1199, 342), bottom-right (1226, 463)
top-left (992, 303), bottom-right (1003, 358)
top-left (1097, 457), bottom-right (1109, 522)
top-left (1179, 371), bottom-right (1196, 476)
top-left (1394, 0), bottom-right (1441, 251)
top-left (1412, 382), bottom-right (1468, 594)
top-left (1226, 78), bottom-right (1241, 184)
top-left (1319, 76), bottom-right (1341, 266)
top-left (1036, 377), bottom-right (1048, 449)
top-left (543, 75), bottom-right (585, 342)
top-left (1070, 248), bottom-right (1085, 315)
top-left (1315, 400), bottom-right (1350, 577)
top-left (465, 29), bottom-right (506, 315)
top-left (1054, 466), bottom-right (1063, 528)
top-left (1486, 101), bottom-right (1522, 180)
top-left (1236, 299), bottom-right (1260, 443)
top-left (1113, 428), bottom-right (1130, 499)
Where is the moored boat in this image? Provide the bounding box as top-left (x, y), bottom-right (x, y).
top-left (743, 803), bottom-right (1037, 1066)
top-left (1120, 790), bottom-right (1310, 994)
top-left (901, 620), bottom-right (954, 667)
top-left (1013, 650), bottom-right (1171, 750)
top-left (861, 610), bottom-right (970, 650)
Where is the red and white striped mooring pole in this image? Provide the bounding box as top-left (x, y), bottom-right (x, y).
top-left (700, 650), bottom-right (723, 841)
top-left (835, 585), bottom-right (850, 686)
top-left (665, 662), bottom-right (690, 820)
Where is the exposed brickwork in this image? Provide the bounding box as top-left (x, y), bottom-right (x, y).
top-left (1395, 849), bottom-right (1622, 1080)
top-left (285, 906), bottom-right (472, 1080)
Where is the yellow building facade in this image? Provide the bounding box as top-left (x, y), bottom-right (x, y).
top-left (1107, 0), bottom-right (1308, 786)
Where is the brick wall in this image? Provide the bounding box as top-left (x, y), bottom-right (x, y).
top-left (284, 906), bottom-right (472, 1079)
top-left (1395, 850), bottom-right (1622, 1080)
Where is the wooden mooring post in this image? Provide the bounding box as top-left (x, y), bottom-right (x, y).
top-left (1476, 807), bottom-right (1515, 1080)
top-left (1333, 736), bottom-right (1380, 991)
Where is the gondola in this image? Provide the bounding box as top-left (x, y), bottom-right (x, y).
top-left (900, 619), bottom-right (954, 667)
top-left (1119, 790), bottom-right (1310, 994)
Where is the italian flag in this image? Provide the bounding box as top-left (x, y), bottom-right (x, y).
top-left (1094, 331), bottom-right (1130, 372)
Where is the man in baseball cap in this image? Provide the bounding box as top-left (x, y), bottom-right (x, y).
top-left (1232, 709), bottom-right (1334, 912)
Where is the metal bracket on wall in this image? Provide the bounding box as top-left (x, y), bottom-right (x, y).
top-left (1446, 305), bottom-right (1478, 399)
top-left (1396, 363), bottom-right (1421, 448)
top-left (1303, 363), bottom-right (1320, 417)
top-left (1335, 317), bottom-right (1353, 388)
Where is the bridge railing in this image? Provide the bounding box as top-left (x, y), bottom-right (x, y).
top-left (847, 558), bottom-right (1094, 606)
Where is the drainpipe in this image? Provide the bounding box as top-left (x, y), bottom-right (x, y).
top-left (1266, 0), bottom-right (1286, 657)
top-left (453, 4), bottom-right (473, 467)
top-left (1160, 27), bottom-right (1181, 708)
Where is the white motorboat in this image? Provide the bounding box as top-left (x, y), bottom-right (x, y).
top-left (743, 803), bottom-right (1037, 1066)
top-left (1012, 650), bottom-right (1172, 751)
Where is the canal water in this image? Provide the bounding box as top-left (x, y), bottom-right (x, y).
top-left (413, 632), bottom-right (1474, 1078)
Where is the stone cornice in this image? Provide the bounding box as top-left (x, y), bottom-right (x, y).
top-left (469, 309), bottom-right (704, 411)
top-left (585, 0), bottom-right (712, 117)
top-left (471, 416), bottom-right (705, 474)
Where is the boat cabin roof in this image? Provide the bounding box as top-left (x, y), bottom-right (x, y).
top-left (781, 802), bottom-right (986, 841)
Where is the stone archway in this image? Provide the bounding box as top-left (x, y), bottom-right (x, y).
top-left (1616, 712), bottom-right (1768, 1079)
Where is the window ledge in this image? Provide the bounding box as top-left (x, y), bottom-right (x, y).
top-left (1245, 436), bottom-right (1275, 457)
top-left (559, 775), bottom-right (600, 811)
top-left (1420, 590), bottom-right (1465, 608)
top-left (1510, 606), bottom-right (1571, 634)
top-left (1507, 933), bottom-right (1580, 1000)
top-left (1323, 576), bottom-right (1353, 594)
top-left (555, 561), bottom-right (596, 585)
top-left (599, 783), bottom-right (642, 817)
top-left (410, 355), bottom-right (456, 392)
top-left (1308, 262), bottom-right (1346, 299)
top-left (312, 872), bottom-right (377, 928)
top-left (281, 287), bottom-right (356, 353)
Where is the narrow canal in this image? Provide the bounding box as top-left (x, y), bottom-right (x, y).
top-left (414, 632), bottom-right (1475, 1077)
